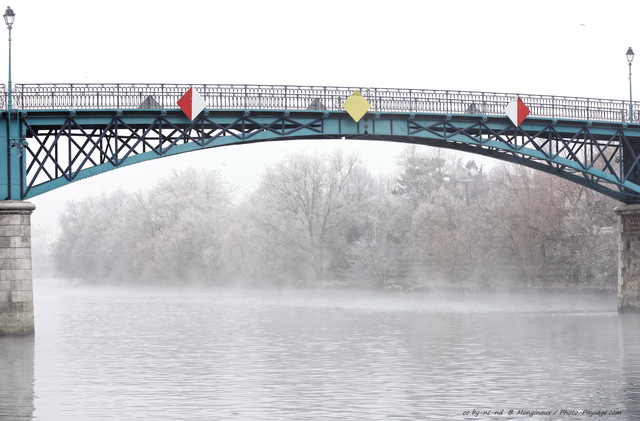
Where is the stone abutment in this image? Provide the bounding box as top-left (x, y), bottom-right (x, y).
top-left (615, 203), bottom-right (640, 311)
top-left (0, 201), bottom-right (36, 335)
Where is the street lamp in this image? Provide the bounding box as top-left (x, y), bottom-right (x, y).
top-left (3, 6), bottom-right (13, 114)
top-left (627, 46), bottom-right (634, 122)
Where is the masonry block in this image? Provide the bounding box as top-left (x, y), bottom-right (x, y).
top-left (614, 204), bottom-right (640, 311)
top-left (0, 201), bottom-right (36, 335)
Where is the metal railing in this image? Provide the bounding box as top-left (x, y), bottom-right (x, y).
top-left (0, 83), bottom-right (635, 123)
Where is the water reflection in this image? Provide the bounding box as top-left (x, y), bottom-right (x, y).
top-left (0, 335), bottom-right (34, 420)
top-left (1, 287), bottom-right (638, 420)
top-left (620, 312), bottom-right (640, 418)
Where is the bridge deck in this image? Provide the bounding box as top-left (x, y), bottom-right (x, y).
top-left (0, 83), bottom-right (636, 124)
top-left (2, 84), bottom-right (640, 203)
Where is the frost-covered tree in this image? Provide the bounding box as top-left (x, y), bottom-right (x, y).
top-left (551, 177), bottom-right (617, 288)
top-left (129, 168), bottom-right (234, 285)
top-left (393, 145), bottom-right (487, 284)
top-left (393, 146), bottom-right (472, 206)
top-left (51, 148), bottom-right (618, 291)
top-left (249, 149), bottom-right (373, 282)
top-left (52, 167), bottom-right (234, 286)
top-left (344, 182), bottom-right (414, 288)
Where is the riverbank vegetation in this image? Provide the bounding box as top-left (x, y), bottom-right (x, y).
top-left (49, 146), bottom-right (618, 291)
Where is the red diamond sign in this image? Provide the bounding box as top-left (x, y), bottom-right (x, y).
top-left (505, 96), bottom-right (530, 127)
top-left (177, 87), bottom-right (206, 120)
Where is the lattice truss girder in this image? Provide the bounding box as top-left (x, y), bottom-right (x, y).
top-left (21, 112), bottom-right (325, 196)
top-left (405, 118), bottom-right (640, 201)
top-left (18, 112), bottom-right (640, 202)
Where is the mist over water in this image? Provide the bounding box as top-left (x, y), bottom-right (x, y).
top-left (1, 283), bottom-right (638, 420)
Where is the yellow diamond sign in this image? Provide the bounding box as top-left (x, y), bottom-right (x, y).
top-left (342, 90), bottom-right (371, 122)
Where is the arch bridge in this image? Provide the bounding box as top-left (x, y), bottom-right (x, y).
top-left (0, 83), bottom-right (639, 203)
top-left (2, 84), bottom-right (640, 336)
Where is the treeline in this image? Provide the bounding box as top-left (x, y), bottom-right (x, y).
top-left (51, 146), bottom-right (619, 290)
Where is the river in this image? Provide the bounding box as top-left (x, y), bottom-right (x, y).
top-left (0, 283), bottom-right (639, 420)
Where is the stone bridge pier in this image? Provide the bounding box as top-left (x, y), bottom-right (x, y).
top-left (615, 204), bottom-right (640, 311)
top-left (0, 201), bottom-right (35, 335)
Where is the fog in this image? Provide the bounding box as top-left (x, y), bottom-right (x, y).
top-left (37, 145), bottom-right (618, 293)
top-left (5, 283), bottom-right (634, 420)
top-left (20, 145), bottom-right (636, 419)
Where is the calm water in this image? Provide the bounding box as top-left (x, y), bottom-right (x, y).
top-left (1, 284), bottom-right (639, 420)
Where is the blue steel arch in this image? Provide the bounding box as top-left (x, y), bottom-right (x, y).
top-left (3, 84), bottom-right (640, 202)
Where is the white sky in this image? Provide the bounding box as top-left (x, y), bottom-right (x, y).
top-left (7, 0), bottom-right (639, 226)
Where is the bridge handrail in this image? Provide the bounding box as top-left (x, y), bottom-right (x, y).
top-left (0, 83), bottom-right (637, 123)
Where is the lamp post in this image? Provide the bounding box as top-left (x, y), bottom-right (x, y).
top-left (627, 47), bottom-right (634, 122)
top-left (3, 6), bottom-right (13, 199)
top-left (4, 6), bottom-right (13, 114)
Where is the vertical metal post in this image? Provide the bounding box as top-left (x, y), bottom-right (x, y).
top-left (629, 60), bottom-right (633, 122)
top-left (7, 17), bottom-right (11, 113)
top-left (627, 47), bottom-right (634, 122)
